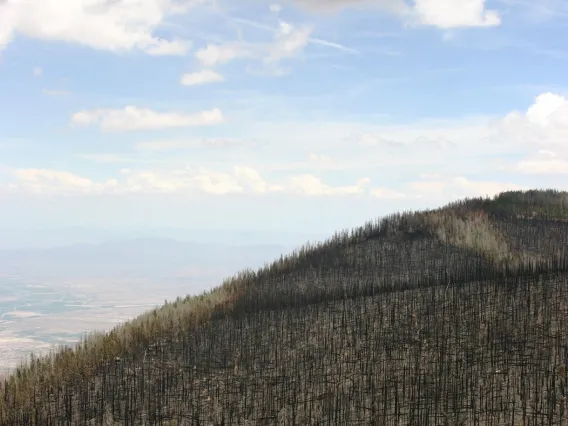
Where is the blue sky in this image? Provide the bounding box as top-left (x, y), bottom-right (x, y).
top-left (0, 0), bottom-right (567, 236)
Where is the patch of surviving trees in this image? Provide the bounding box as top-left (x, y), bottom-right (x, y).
top-left (2, 189), bottom-right (568, 425)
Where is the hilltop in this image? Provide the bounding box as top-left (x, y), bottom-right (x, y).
top-left (1, 189), bottom-right (568, 425)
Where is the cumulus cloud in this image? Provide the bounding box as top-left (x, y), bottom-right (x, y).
top-left (3, 164), bottom-right (560, 205)
top-left (495, 92), bottom-right (568, 148)
top-left (341, 91), bottom-right (567, 159)
top-left (525, 93), bottom-right (567, 126)
top-left (4, 165), bottom-right (374, 198)
top-left (6, 168), bottom-right (118, 195)
top-left (180, 69), bottom-right (225, 86)
top-left (0, 0), bottom-right (199, 55)
top-left (70, 106), bottom-right (224, 131)
top-left (7, 91), bottom-right (568, 201)
top-left (411, 0), bottom-right (501, 28)
top-left (233, 166), bottom-right (283, 194)
top-left (289, 0), bottom-right (500, 29)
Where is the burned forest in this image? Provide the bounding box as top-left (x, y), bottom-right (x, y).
top-left (2, 189), bottom-right (568, 425)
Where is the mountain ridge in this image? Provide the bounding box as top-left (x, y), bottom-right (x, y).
top-left (2, 188), bottom-right (568, 424)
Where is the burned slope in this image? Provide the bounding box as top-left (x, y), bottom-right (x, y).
top-left (57, 269), bottom-right (568, 425)
top-left (2, 189), bottom-right (568, 425)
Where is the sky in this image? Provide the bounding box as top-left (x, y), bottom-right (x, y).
top-left (0, 0), bottom-right (567, 237)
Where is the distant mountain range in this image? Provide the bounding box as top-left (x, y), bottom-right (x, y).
top-left (0, 237), bottom-right (291, 280)
top-left (0, 227), bottom-right (326, 250)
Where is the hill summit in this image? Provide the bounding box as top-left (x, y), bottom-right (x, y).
top-left (2, 189), bottom-right (568, 425)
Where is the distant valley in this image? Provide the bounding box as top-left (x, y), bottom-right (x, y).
top-left (0, 237), bottom-right (291, 373)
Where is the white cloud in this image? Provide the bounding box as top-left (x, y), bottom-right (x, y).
top-left (270, 4), bottom-right (283, 13)
top-left (265, 22), bottom-right (312, 62)
top-left (180, 69), bottom-right (225, 86)
top-left (5, 167), bottom-right (250, 196)
top-left (494, 92), bottom-right (568, 148)
top-left (135, 138), bottom-right (248, 151)
top-left (516, 159), bottom-right (568, 175)
top-left (6, 168), bottom-right (118, 195)
top-left (6, 92), bottom-right (568, 202)
top-left (525, 93), bottom-right (567, 126)
top-left (32, 66), bottom-right (42, 77)
top-left (411, 0), bottom-right (501, 28)
top-left (513, 150), bottom-right (568, 175)
top-left (289, 0), bottom-right (500, 29)
top-left (286, 175), bottom-right (370, 196)
top-left (195, 42), bottom-right (258, 67)
top-left (121, 170), bottom-right (189, 194)
top-left (4, 165), bottom-right (374, 198)
top-left (338, 91), bottom-right (568, 158)
top-left (0, 0), bottom-right (199, 55)
top-left (165, 167), bottom-right (364, 197)
top-left (289, 0), bottom-right (408, 14)
top-left (230, 17), bottom-right (357, 54)
top-left (195, 20), bottom-right (312, 67)
top-left (233, 166), bottom-right (283, 194)
top-left (70, 106), bottom-right (224, 132)
top-left (189, 170), bottom-right (246, 195)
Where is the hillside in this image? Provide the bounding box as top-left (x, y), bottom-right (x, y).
top-left (1, 189), bottom-right (568, 425)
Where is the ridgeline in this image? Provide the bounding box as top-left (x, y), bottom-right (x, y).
top-left (2, 189), bottom-right (568, 425)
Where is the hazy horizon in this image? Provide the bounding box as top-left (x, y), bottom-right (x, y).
top-left (0, 235), bottom-right (297, 372)
top-left (0, 225), bottom-right (329, 250)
